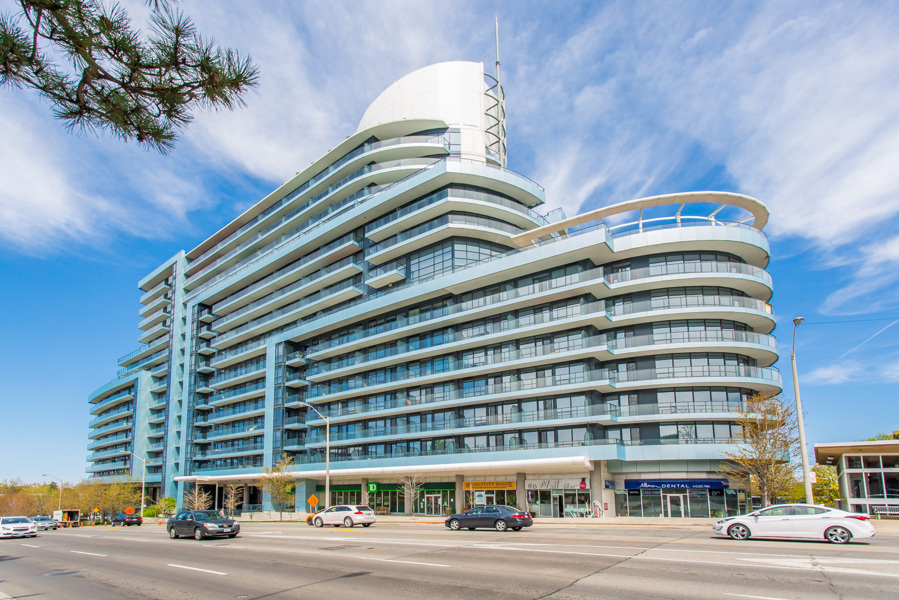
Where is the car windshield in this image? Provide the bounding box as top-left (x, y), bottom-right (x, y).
top-left (32, 516), bottom-right (49, 521)
top-left (193, 511), bottom-right (226, 521)
top-left (3, 517), bottom-right (30, 524)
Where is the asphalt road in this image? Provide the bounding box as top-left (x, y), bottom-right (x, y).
top-left (1, 522), bottom-right (898, 599)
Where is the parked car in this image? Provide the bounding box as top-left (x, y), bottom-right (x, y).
top-left (312, 505), bottom-right (376, 528)
top-left (0, 516), bottom-right (38, 538)
top-left (713, 503), bottom-right (876, 544)
top-left (30, 515), bottom-right (59, 530)
top-left (111, 514), bottom-right (143, 526)
top-left (167, 510), bottom-right (240, 540)
top-left (445, 505), bottom-right (533, 531)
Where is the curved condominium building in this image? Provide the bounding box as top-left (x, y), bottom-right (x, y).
top-left (86, 61), bottom-right (781, 519)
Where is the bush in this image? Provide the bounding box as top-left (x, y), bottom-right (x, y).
top-left (142, 505), bottom-right (160, 518)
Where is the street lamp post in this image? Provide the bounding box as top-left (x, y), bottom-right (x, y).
top-left (43, 473), bottom-right (63, 512)
top-left (791, 317), bottom-right (814, 505)
top-left (297, 401), bottom-right (330, 510)
top-left (120, 451), bottom-right (147, 518)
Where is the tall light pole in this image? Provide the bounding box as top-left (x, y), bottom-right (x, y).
top-left (297, 401), bottom-right (330, 510)
top-left (120, 451), bottom-right (147, 517)
top-left (791, 317), bottom-right (814, 504)
top-left (43, 473), bottom-right (63, 512)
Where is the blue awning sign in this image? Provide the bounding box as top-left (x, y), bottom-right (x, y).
top-left (624, 479), bottom-right (728, 490)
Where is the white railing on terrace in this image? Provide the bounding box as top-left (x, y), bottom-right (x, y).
top-left (368, 213), bottom-right (523, 255)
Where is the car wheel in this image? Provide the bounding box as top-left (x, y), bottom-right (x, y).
top-left (494, 520), bottom-right (508, 532)
top-left (825, 526), bottom-right (851, 544)
top-left (449, 519), bottom-right (461, 531)
top-left (314, 517), bottom-right (323, 528)
top-left (512, 527), bottom-right (522, 531)
top-left (194, 528), bottom-right (204, 541)
top-left (362, 523), bottom-right (371, 527)
top-left (727, 524), bottom-right (750, 540)
top-left (344, 517), bottom-right (354, 528)
top-left (168, 527), bottom-right (178, 539)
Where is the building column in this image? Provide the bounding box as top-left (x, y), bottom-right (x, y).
top-left (361, 478), bottom-right (369, 507)
top-left (590, 460), bottom-right (612, 517)
top-left (515, 472), bottom-right (526, 511)
top-left (455, 474), bottom-right (464, 513)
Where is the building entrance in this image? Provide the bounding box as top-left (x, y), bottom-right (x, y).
top-left (424, 494), bottom-right (442, 516)
top-left (667, 494), bottom-right (686, 518)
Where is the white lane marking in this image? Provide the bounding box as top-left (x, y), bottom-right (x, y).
top-left (167, 564), bottom-right (228, 576)
top-left (470, 546), bottom-right (899, 578)
top-left (353, 556), bottom-right (449, 568)
top-left (70, 550), bottom-right (107, 557)
top-left (21, 543), bottom-right (41, 548)
top-left (251, 531), bottom-right (283, 534)
top-left (724, 594), bottom-right (792, 600)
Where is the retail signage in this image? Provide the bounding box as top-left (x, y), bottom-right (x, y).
top-left (474, 491), bottom-right (486, 505)
top-left (367, 482), bottom-right (379, 493)
top-left (463, 481), bottom-right (516, 490)
top-left (525, 478), bottom-right (590, 490)
top-left (604, 480), bottom-right (616, 489)
top-left (624, 479), bottom-right (728, 490)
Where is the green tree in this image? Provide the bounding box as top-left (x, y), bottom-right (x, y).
top-left (868, 430), bottom-right (899, 441)
top-left (154, 496), bottom-right (176, 517)
top-left (811, 465), bottom-right (840, 507)
top-left (0, 0), bottom-right (258, 152)
top-left (717, 393), bottom-right (799, 507)
top-left (260, 453), bottom-right (295, 521)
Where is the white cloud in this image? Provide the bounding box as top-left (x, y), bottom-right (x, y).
top-left (804, 361), bottom-right (865, 385)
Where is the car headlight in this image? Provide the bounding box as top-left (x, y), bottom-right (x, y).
top-left (204, 523), bottom-right (219, 529)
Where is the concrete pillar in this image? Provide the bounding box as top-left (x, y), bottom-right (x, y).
top-left (515, 472), bottom-right (526, 511)
top-left (242, 485), bottom-right (250, 511)
top-left (361, 478), bottom-right (369, 507)
top-left (455, 474), bottom-right (464, 513)
top-left (590, 460), bottom-right (613, 517)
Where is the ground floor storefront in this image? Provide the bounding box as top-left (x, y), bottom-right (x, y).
top-left (613, 480), bottom-right (741, 518)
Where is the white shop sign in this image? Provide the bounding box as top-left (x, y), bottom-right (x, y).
top-left (526, 478), bottom-right (589, 490)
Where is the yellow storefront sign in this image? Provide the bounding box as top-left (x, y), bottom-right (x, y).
top-left (463, 481), bottom-right (516, 491)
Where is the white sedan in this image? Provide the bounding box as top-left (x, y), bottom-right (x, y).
top-left (713, 503), bottom-right (876, 544)
top-left (312, 505), bottom-right (376, 528)
top-left (0, 516), bottom-right (38, 538)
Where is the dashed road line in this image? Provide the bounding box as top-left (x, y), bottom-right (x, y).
top-left (724, 594), bottom-right (792, 600)
top-left (353, 556), bottom-right (449, 568)
top-left (71, 550), bottom-right (107, 557)
top-left (21, 543), bottom-right (40, 548)
top-left (168, 564), bottom-right (228, 576)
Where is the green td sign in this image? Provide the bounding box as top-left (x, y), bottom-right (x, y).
top-left (366, 482), bottom-right (379, 493)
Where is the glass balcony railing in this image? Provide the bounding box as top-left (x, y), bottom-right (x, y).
top-left (365, 186), bottom-right (548, 235)
top-left (212, 278), bottom-right (363, 347)
top-left (291, 436), bottom-right (734, 466)
top-left (207, 422), bottom-right (265, 440)
top-left (307, 315), bottom-right (775, 378)
top-left (209, 379), bottom-right (266, 404)
top-left (368, 214), bottom-right (523, 256)
top-left (208, 401), bottom-right (266, 422)
top-left (193, 442), bottom-right (265, 458)
top-left (87, 433), bottom-right (131, 451)
top-left (190, 133), bottom-right (451, 268)
top-left (89, 405), bottom-right (134, 428)
top-left (304, 400), bottom-right (749, 445)
top-left (213, 256), bottom-right (362, 331)
top-left (209, 360), bottom-right (266, 387)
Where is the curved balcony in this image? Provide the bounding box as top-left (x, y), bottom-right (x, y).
top-left (212, 258), bottom-right (363, 333)
top-left (90, 389), bottom-right (134, 415)
top-left (291, 436), bottom-right (735, 467)
top-left (89, 405), bottom-right (134, 429)
top-left (189, 133), bottom-right (452, 269)
top-left (307, 312), bottom-right (776, 382)
top-left (308, 334), bottom-right (778, 403)
top-left (306, 364), bottom-right (779, 422)
top-left (367, 213), bottom-right (523, 265)
top-left (304, 400), bottom-right (748, 448)
top-left (186, 157), bottom-right (440, 290)
top-left (89, 419), bottom-right (133, 439)
top-left (87, 433), bottom-right (131, 451)
top-left (211, 278), bottom-right (364, 349)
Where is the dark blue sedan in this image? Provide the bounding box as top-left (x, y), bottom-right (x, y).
top-left (445, 505), bottom-right (533, 531)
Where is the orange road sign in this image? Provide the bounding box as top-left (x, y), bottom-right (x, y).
top-left (308, 494), bottom-right (319, 507)
top-left (124, 507), bottom-right (135, 515)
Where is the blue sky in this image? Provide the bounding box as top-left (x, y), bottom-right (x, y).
top-left (1, 0), bottom-right (897, 484)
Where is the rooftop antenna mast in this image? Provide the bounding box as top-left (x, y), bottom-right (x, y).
top-left (494, 17), bottom-right (505, 166)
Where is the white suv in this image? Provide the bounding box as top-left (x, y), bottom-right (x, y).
top-left (312, 505), bottom-right (376, 528)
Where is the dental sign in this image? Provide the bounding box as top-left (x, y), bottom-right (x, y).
top-left (526, 478), bottom-right (590, 490)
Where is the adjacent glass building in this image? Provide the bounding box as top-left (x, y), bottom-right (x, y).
top-left (86, 61), bottom-right (781, 518)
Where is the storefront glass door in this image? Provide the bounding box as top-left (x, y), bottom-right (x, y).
top-left (667, 494), bottom-right (686, 518)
